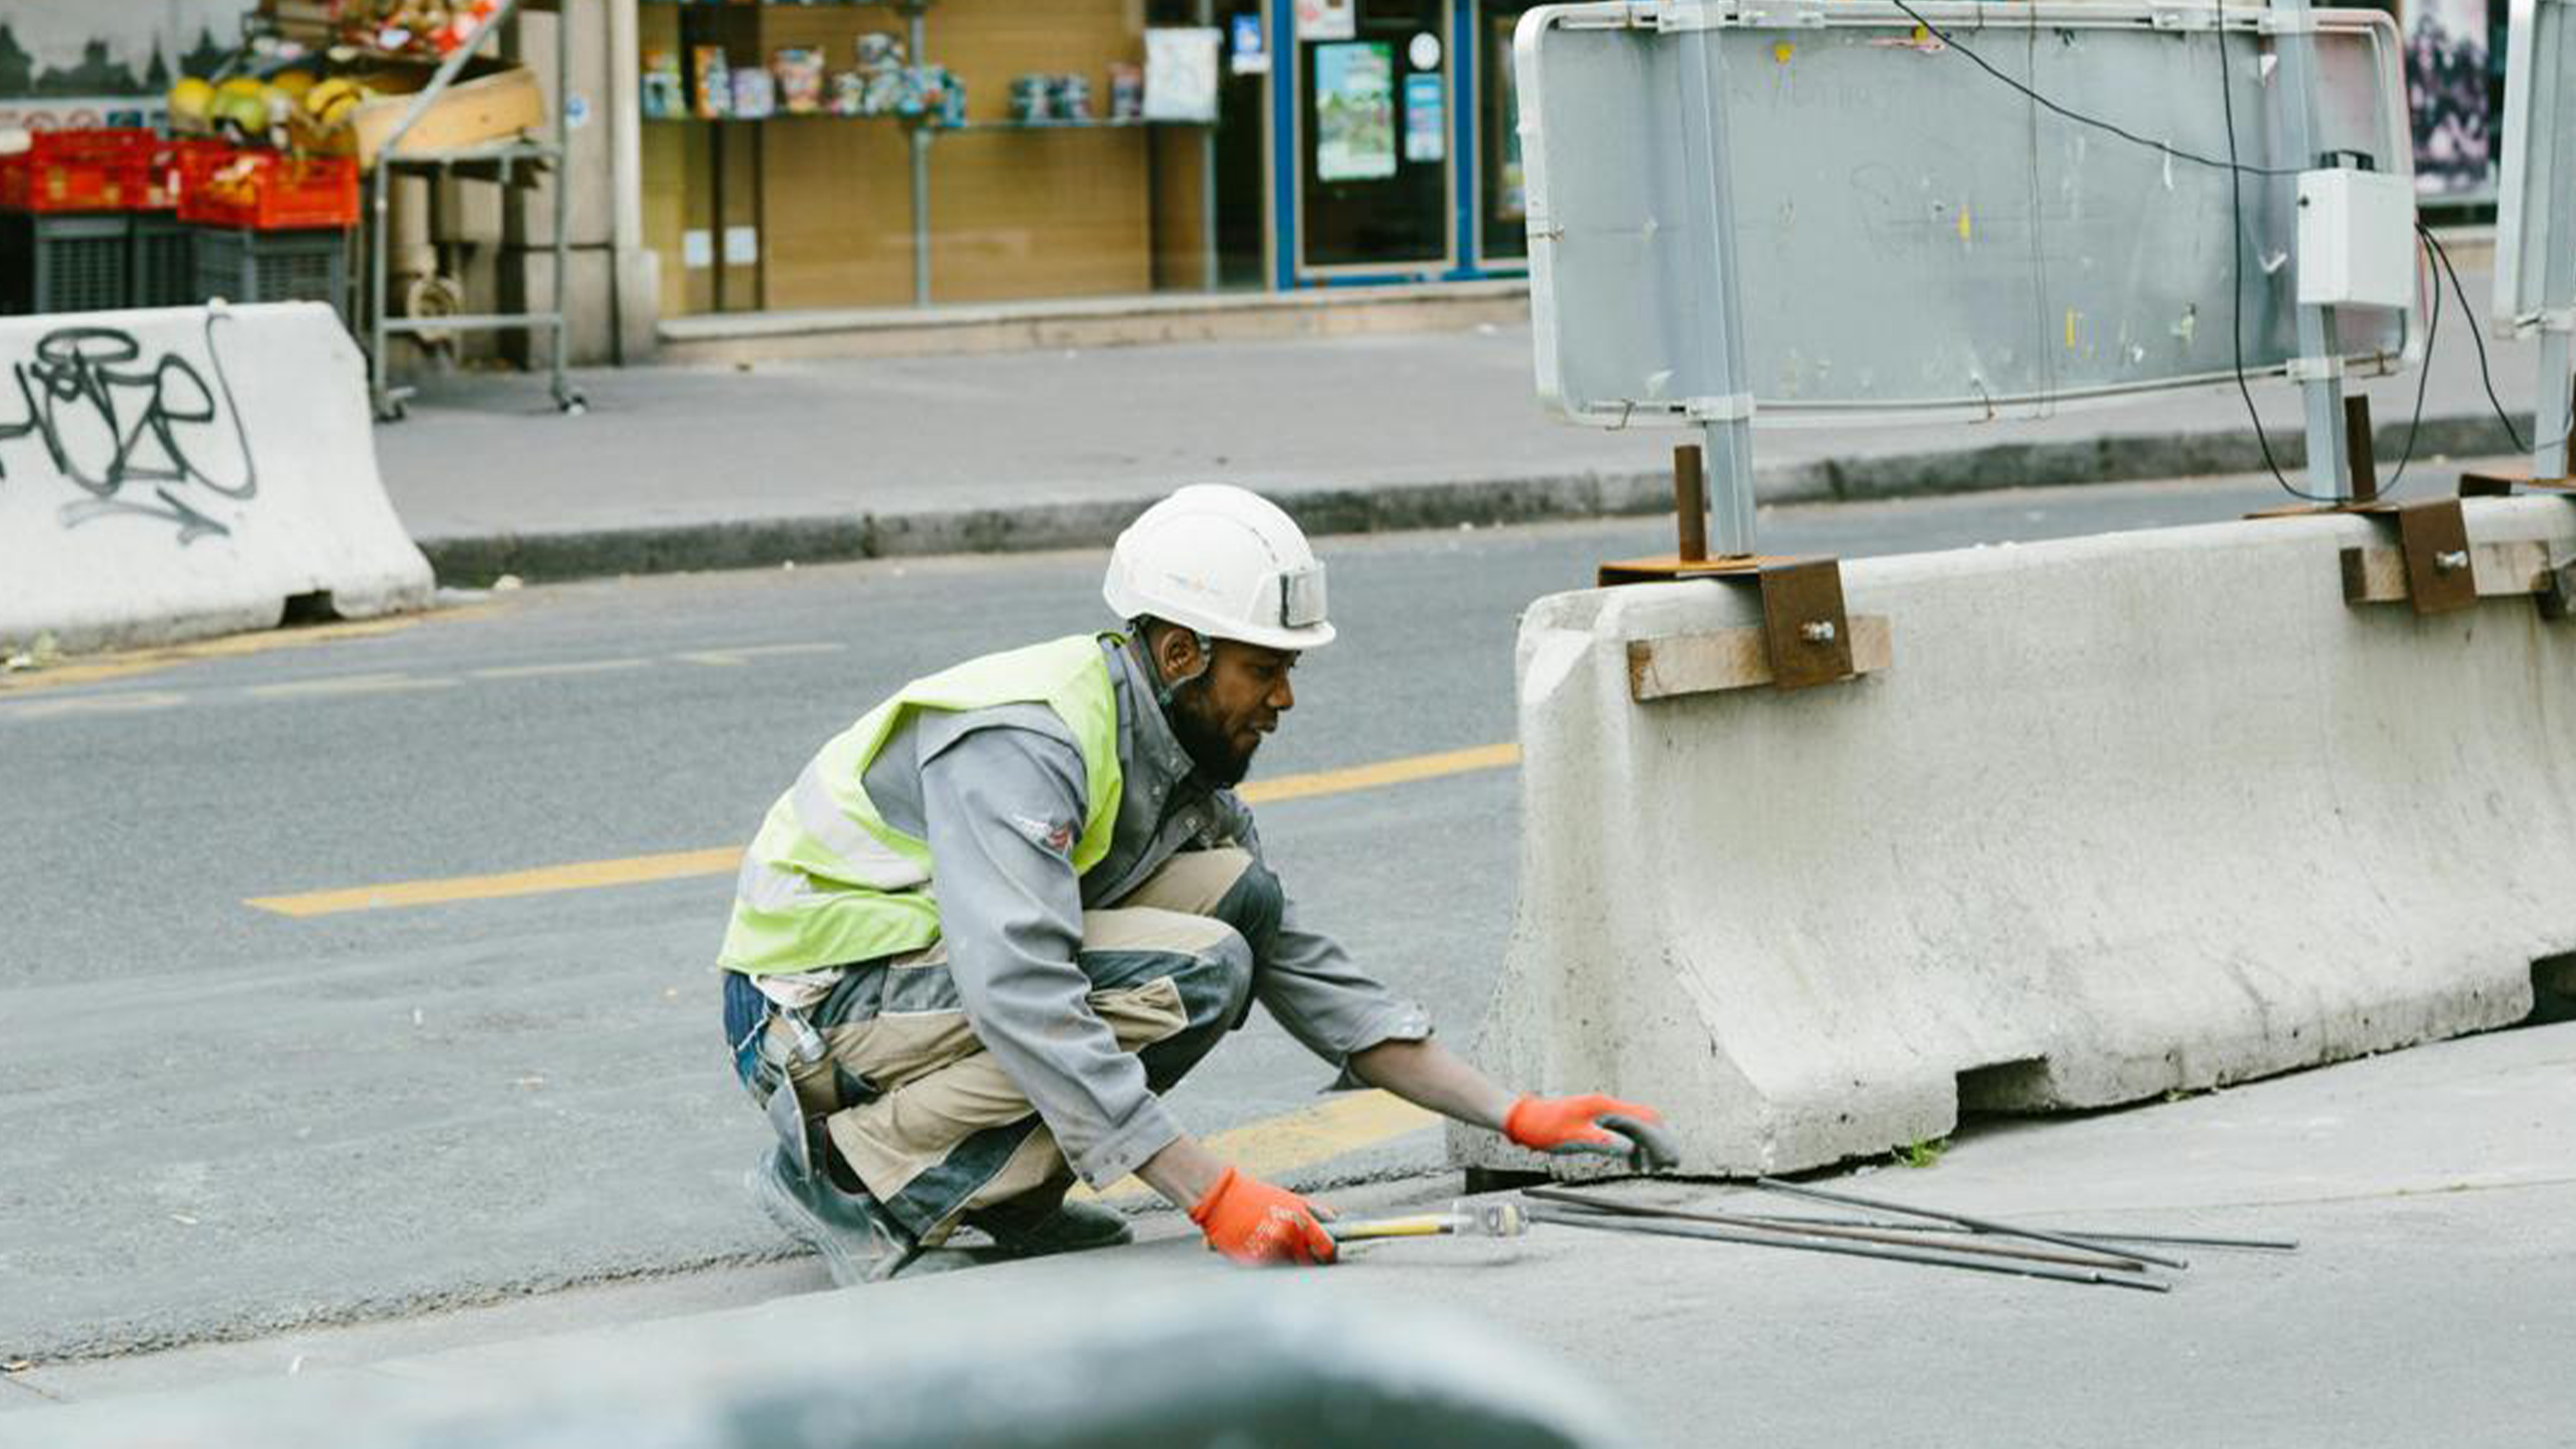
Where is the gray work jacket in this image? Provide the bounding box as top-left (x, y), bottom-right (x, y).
top-left (849, 636), bottom-right (1432, 1189)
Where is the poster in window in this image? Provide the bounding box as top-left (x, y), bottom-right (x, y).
top-left (2401, 0), bottom-right (2494, 198)
top-left (1144, 27), bottom-right (1220, 122)
top-left (1296, 0), bottom-right (1356, 42)
top-left (1403, 72), bottom-right (1445, 164)
top-left (1314, 41), bottom-right (1396, 182)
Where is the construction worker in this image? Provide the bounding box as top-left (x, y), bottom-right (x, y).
top-left (719, 484), bottom-right (1672, 1282)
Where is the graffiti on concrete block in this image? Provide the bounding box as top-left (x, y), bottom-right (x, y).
top-left (0, 317), bottom-right (259, 545)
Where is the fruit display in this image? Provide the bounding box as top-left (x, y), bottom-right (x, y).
top-left (348, 1), bottom-right (506, 59)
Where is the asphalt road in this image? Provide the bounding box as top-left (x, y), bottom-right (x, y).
top-left (0, 468), bottom-right (2491, 1363)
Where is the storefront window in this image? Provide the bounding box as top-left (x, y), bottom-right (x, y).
top-left (638, 0), bottom-right (1244, 316)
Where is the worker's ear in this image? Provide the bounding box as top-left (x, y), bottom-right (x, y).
top-left (1151, 621), bottom-right (1205, 685)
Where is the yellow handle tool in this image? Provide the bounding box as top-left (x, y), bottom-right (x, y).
top-left (1329, 1198), bottom-right (1528, 1245)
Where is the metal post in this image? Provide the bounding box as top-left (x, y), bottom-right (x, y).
top-left (550, 0), bottom-right (573, 409)
top-left (1672, 16), bottom-right (1759, 556)
top-left (1197, 0), bottom-right (1220, 292)
top-left (369, 163), bottom-right (393, 417)
top-left (909, 1), bottom-right (933, 308)
top-left (2267, 0), bottom-right (2351, 499)
top-left (2539, 332), bottom-right (2573, 479)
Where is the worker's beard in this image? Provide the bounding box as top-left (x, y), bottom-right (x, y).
top-left (1164, 677), bottom-right (1258, 788)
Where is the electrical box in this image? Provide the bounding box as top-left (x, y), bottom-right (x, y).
top-left (2297, 167), bottom-right (2417, 310)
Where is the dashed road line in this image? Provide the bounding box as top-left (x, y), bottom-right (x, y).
top-left (469, 658), bottom-right (656, 681)
top-left (243, 673), bottom-right (460, 700)
top-left (672, 643), bottom-right (848, 667)
top-left (3, 641), bottom-right (851, 720)
top-left (0, 690), bottom-right (189, 722)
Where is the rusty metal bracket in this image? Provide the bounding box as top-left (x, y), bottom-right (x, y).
top-left (2353, 498), bottom-right (2479, 616)
top-left (1600, 444), bottom-right (1876, 696)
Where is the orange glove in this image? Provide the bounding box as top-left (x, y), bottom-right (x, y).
top-left (1188, 1166), bottom-right (1339, 1266)
top-left (1504, 1094), bottom-right (1680, 1171)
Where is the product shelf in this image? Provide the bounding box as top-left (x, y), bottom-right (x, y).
top-left (359, 0), bottom-right (585, 421)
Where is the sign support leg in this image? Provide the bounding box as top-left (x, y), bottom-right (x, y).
top-left (2269, 0), bottom-right (2351, 500)
top-left (2538, 330), bottom-right (2573, 481)
top-left (1673, 20), bottom-right (1760, 557)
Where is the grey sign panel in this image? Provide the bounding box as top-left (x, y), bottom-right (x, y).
top-left (2494, 0), bottom-right (2573, 328)
top-left (1520, 2), bottom-right (2418, 428)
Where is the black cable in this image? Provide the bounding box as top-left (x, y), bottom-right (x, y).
top-left (2381, 229), bottom-right (2439, 495)
top-left (2421, 226), bottom-right (2529, 455)
top-left (1886, 0), bottom-right (2302, 180)
top-left (2216, 23), bottom-right (2324, 502)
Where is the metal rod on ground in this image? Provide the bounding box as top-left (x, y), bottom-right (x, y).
top-left (1523, 1207), bottom-right (2170, 1293)
top-left (1522, 1186), bottom-right (2149, 1273)
top-left (1753, 1177), bottom-right (2191, 1272)
top-left (1725, 1211), bottom-right (2299, 1253)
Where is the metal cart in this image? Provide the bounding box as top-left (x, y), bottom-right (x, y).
top-left (365, 0), bottom-right (585, 421)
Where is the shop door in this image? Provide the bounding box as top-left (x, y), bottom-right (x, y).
top-left (1294, 0), bottom-right (1454, 276)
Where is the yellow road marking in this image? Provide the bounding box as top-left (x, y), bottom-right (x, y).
top-left (246, 741), bottom-right (1522, 918)
top-left (247, 846), bottom-right (744, 918)
top-left (1238, 741), bottom-right (1519, 804)
top-left (0, 611), bottom-right (493, 696)
top-left (1070, 1090), bottom-right (1441, 1204)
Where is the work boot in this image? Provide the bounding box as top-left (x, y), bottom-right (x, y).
top-left (962, 1182), bottom-right (1134, 1258)
top-left (745, 1144), bottom-right (917, 1287)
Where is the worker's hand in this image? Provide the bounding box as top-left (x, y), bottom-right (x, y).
top-left (1505, 1094), bottom-right (1680, 1173)
top-left (1188, 1166), bottom-right (1339, 1266)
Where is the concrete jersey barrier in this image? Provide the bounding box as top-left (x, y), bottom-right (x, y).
top-left (0, 303), bottom-right (431, 655)
top-left (1453, 498), bottom-right (2576, 1178)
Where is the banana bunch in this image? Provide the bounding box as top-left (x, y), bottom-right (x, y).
top-left (303, 77), bottom-right (375, 130)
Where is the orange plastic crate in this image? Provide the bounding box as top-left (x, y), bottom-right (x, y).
top-left (175, 147), bottom-right (359, 231)
top-left (141, 137), bottom-right (231, 212)
top-left (0, 128), bottom-right (155, 213)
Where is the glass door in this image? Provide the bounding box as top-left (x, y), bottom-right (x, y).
top-left (1294, 0), bottom-right (1454, 276)
top-left (1479, 1), bottom-right (1540, 267)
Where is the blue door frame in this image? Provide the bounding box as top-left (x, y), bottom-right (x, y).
top-left (1269, 0), bottom-right (1513, 290)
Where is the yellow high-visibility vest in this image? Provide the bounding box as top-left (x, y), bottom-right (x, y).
top-left (719, 634), bottom-right (1126, 976)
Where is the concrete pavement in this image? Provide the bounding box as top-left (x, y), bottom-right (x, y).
top-left (379, 257), bottom-right (2560, 583)
top-left (12, 1012), bottom-right (2572, 1448)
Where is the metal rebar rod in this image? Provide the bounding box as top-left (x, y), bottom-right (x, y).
top-left (1524, 1186), bottom-right (2148, 1273)
top-left (1724, 1211), bottom-right (2298, 1253)
top-left (1754, 1177), bottom-right (2190, 1272)
top-left (1523, 1207), bottom-right (2168, 1293)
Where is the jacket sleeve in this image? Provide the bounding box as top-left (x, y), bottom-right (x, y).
top-left (1216, 793), bottom-right (1436, 1075)
top-left (918, 726), bottom-right (1182, 1188)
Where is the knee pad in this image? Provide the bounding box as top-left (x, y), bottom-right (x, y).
top-left (1211, 855), bottom-right (1285, 953)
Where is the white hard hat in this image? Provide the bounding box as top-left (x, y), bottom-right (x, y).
top-left (1103, 484), bottom-right (1336, 651)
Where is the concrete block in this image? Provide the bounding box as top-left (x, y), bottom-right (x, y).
top-left (0, 305), bottom-right (434, 654)
top-left (1452, 500), bottom-right (2576, 1178)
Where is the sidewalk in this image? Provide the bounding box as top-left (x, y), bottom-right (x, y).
top-left (12, 1015), bottom-right (2572, 1448)
top-left (379, 258), bottom-right (2560, 583)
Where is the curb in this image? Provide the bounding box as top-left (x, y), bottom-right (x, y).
top-left (414, 412), bottom-right (2534, 585)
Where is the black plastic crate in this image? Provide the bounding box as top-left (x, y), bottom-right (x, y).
top-left (0, 210), bottom-right (131, 314)
top-left (193, 226), bottom-right (348, 320)
top-left (129, 212), bottom-right (197, 308)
